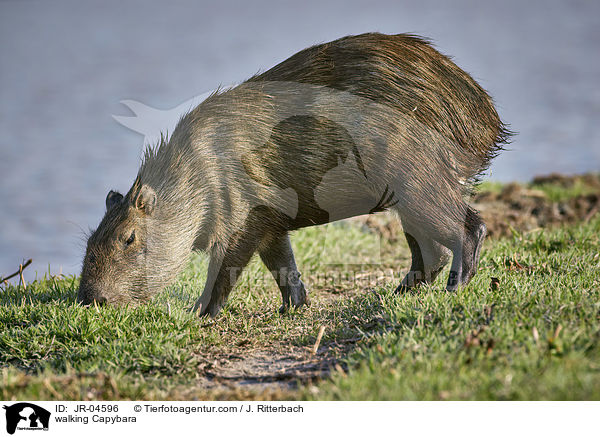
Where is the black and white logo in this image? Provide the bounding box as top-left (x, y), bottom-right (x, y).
top-left (3, 403), bottom-right (50, 434)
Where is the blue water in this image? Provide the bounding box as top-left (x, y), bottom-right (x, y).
top-left (0, 0), bottom-right (599, 280)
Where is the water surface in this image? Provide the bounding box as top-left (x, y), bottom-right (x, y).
top-left (0, 0), bottom-right (598, 279)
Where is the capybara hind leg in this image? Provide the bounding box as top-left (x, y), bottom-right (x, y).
top-left (446, 208), bottom-right (487, 291)
top-left (259, 232), bottom-right (309, 313)
top-left (420, 235), bottom-right (451, 283)
top-left (396, 230), bottom-right (450, 292)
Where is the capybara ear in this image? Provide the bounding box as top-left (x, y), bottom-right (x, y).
top-left (134, 184), bottom-right (156, 215)
top-left (106, 190), bottom-right (123, 210)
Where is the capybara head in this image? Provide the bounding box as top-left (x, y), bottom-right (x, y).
top-left (78, 181), bottom-right (158, 306)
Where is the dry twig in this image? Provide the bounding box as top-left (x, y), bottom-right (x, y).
top-left (0, 259), bottom-right (32, 286)
top-left (312, 326), bottom-right (326, 355)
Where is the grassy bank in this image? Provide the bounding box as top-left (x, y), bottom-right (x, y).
top-left (307, 216), bottom-right (600, 400)
top-left (1, 178), bottom-right (599, 400)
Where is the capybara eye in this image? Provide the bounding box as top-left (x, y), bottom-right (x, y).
top-left (125, 230), bottom-right (135, 246)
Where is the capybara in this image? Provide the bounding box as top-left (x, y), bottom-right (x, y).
top-left (78, 33), bottom-right (510, 315)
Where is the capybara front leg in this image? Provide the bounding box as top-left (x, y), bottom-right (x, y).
top-left (259, 232), bottom-right (310, 313)
top-left (460, 208), bottom-right (487, 284)
top-left (193, 233), bottom-right (261, 317)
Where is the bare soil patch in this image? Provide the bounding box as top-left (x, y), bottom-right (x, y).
top-left (359, 173), bottom-right (600, 240)
top-left (474, 174), bottom-right (600, 238)
top-left (189, 290), bottom-right (370, 398)
top-left (196, 347), bottom-right (339, 391)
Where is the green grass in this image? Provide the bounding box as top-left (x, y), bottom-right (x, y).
top-left (306, 217), bottom-right (600, 400)
top-left (0, 222), bottom-right (398, 400)
top-left (1, 199), bottom-right (599, 400)
top-left (530, 179), bottom-right (598, 202)
top-left (476, 180), bottom-right (505, 194)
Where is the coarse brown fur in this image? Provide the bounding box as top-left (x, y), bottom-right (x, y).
top-left (250, 33), bottom-right (510, 176)
top-left (78, 33), bottom-right (510, 316)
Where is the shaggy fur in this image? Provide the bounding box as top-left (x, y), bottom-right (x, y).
top-left (78, 33), bottom-right (510, 315)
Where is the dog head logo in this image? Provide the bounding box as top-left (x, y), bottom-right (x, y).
top-left (3, 403), bottom-right (50, 434)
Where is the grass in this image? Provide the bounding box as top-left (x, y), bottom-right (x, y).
top-left (0, 221), bottom-right (398, 400)
top-left (1, 182), bottom-right (599, 400)
top-left (531, 179), bottom-right (598, 202)
top-left (307, 218), bottom-right (600, 400)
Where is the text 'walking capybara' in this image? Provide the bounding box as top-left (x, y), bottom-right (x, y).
top-left (78, 33), bottom-right (510, 315)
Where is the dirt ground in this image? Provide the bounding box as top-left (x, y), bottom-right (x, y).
top-left (188, 284), bottom-right (370, 400)
top-left (361, 173), bottom-right (600, 240)
top-left (191, 345), bottom-right (342, 399)
top-left (474, 174), bottom-right (600, 238)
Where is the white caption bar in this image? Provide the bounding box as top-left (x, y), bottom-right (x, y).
top-left (0, 401), bottom-right (597, 436)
